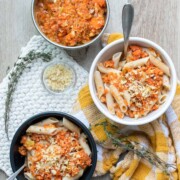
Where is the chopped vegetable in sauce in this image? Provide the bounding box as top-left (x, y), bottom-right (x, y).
top-left (35, 0), bottom-right (107, 46)
top-left (19, 119), bottom-right (91, 179)
top-left (95, 45), bottom-right (171, 119)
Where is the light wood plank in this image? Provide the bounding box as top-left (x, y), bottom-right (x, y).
top-left (131, 0), bottom-right (180, 78)
top-left (0, 0), bottom-right (38, 81)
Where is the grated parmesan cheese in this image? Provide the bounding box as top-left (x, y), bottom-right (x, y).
top-left (44, 64), bottom-right (73, 92)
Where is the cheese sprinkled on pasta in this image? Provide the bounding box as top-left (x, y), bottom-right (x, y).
top-left (19, 118), bottom-right (91, 179)
top-left (94, 45), bottom-right (171, 119)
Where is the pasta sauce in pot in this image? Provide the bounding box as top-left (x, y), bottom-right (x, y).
top-left (35, 0), bottom-right (107, 46)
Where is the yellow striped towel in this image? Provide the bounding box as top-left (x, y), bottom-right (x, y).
top-left (72, 33), bottom-right (180, 179)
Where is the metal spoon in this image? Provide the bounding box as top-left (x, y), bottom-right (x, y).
top-left (122, 3), bottom-right (134, 57)
top-left (7, 164), bottom-right (25, 180)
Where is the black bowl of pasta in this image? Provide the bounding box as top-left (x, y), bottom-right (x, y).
top-left (10, 112), bottom-right (97, 180)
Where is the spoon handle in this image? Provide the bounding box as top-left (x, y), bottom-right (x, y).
top-left (122, 3), bottom-right (134, 56)
top-left (7, 164), bottom-right (25, 180)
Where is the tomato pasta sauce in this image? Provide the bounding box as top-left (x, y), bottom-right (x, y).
top-left (35, 0), bottom-right (107, 46)
top-left (94, 45), bottom-right (170, 119)
top-left (19, 121), bottom-right (92, 180)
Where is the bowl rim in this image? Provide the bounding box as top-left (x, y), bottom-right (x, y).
top-left (31, 0), bottom-right (110, 50)
top-left (10, 111), bottom-right (97, 180)
top-left (89, 37), bottom-right (177, 126)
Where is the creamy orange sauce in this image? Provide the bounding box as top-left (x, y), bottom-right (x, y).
top-left (19, 126), bottom-right (91, 180)
top-left (35, 0), bottom-right (107, 46)
top-left (100, 45), bottom-right (164, 118)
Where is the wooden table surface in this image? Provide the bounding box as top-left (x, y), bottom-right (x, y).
top-left (0, 0), bottom-right (179, 179)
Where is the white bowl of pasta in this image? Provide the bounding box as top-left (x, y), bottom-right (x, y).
top-left (89, 37), bottom-right (177, 125)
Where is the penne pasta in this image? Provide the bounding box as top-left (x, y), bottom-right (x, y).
top-left (19, 117), bottom-right (92, 179)
top-left (94, 70), bottom-right (105, 99)
top-left (149, 55), bottom-right (170, 76)
top-left (144, 48), bottom-right (157, 57)
top-left (79, 133), bottom-right (91, 156)
top-left (97, 63), bottom-right (120, 74)
top-left (129, 106), bottom-right (137, 111)
top-left (49, 0), bottom-right (57, 3)
top-left (126, 50), bottom-right (133, 62)
top-left (26, 125), bottom-right (58, 135)
top-left (36, 117), bottom-right (59, 126)
top-left (123, 90), bottom-right (131, 106)
top-left (95, 45), bottom-right (171, 119)
top-left (118, 60), bottom-right (126, 70)
top-left (29, 150), bottom-right (35, 156)
top-left (143, 100), bottom-right (157, 116)
top-left (26, 154), bottom-right (33, 169)
top-left (63, 118), bottom-right (80, 136)
top-left (110, 85), bottom-right (127, 113)
top-left (158, 93), bottom-right (167, 105)
top-left (24, 172), bottom-right (36, 180)
top-left (163, 75), bottom-right (171, 90)
top-left (56, 126), bottom-right (68, 133)
top-left (112, 52), bottom-right (122, 69)
top-left (106, 90), bottom-right (115, 115)
top-left (156, 56), bottom-right (162, 62)
top-left (123, 57), bottom-right (149, 70)
top-left (115, 108), bottom-right (124, 119)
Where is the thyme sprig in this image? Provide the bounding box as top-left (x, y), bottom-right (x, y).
top-left (5, 51), bottom-right (52, 139)
top-left (95, 121), bottom-right (176, 176)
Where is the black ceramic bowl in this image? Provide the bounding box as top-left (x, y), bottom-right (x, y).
top-left (10, 112), bottom-right (97, 180)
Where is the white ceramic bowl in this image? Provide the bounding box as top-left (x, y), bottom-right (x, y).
top-left (89, 37), bottom-right (177, 125)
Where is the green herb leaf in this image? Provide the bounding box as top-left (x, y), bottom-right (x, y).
top-left (94, 122), bottom-right (176, 176)
top-left (4, 51), bottom-right (52, 139)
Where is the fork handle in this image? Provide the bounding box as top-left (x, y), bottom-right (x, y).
top-left (7, 164), bottom-right (25, 180)
top-left (122, 3), bottom-right (134, 56)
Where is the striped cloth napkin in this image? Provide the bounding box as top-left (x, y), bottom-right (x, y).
top-left (73, 34), bottom-right (180, 180)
